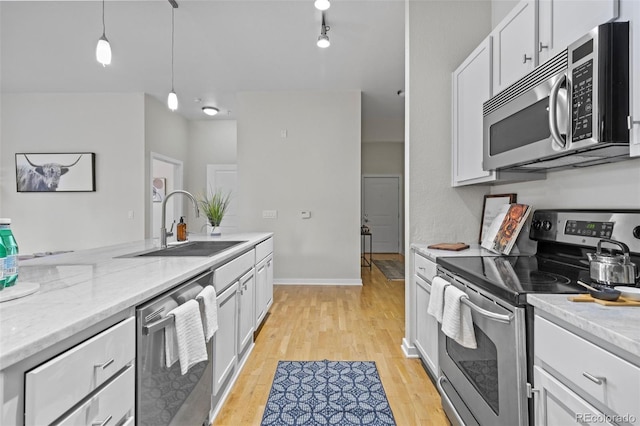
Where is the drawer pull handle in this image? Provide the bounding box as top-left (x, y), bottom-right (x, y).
top-left (94, 358), bottom-right (115, 370)
top-left (92, 415), bottom-right (113, 426)
top-left (582, 372), bottom-right (605, 385)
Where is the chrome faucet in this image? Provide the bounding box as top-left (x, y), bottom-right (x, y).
top-left (161, 190), bottom-right (200, 248)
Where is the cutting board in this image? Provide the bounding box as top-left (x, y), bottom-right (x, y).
top-left (568, 294), bottom-right (640, 306)
top-left (427, 242), bottom-right (470, 251)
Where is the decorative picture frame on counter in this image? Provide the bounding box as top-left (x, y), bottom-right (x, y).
top-left (15, 153), bottom-right (96, 192)
top-left (479, 193), bottom-right (517, 243)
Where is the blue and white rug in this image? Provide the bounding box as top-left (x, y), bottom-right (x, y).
top-left (261, 360), bottom-right (397, 426)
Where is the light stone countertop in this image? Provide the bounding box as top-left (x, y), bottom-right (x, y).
top-left (411, 243), bottom-right (496, 262)
top-left (528, 294), bottom-right (640, 364)
top-left (0, 233), bottom-right (272, 370)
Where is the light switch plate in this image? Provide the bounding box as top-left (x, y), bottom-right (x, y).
top-left (300, 211), bottom-right (311, 219)
top-left (262, 210), bottom-right (278, 219)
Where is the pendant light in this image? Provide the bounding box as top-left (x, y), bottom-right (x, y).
top-left (95, 0), bottom-right (111, 66)
top-left (314, 0), bottom-right (330, 11)
top-left (317, 13), bottom-right (330, 48)
top-left (167, 2), bottom-right (179, 111)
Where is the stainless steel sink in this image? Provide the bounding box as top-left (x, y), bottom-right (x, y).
top-left (126, 241), bottom-right (247, 257)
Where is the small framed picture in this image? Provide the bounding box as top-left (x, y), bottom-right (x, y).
top-left (152, 177), bottom-right (166, 203)
top-left (15, 153), bottom-right (96, 192)
top-left (479, 193), bottom-right (517, 243)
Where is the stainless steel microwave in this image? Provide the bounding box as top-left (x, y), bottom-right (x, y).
top-left (483, 22), bottom-right (630, 172)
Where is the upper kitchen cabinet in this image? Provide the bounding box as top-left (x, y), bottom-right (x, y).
top-left (491, 0), bottom-right (537, 93)
top-left (538, 0), bottom-right (619, 63)
top-left (452, 37), bottom-right (495, 186)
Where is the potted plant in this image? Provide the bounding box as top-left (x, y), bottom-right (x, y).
top-left (198, 189), bottom-right (231, 236)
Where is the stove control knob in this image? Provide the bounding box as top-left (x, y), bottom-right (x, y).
top-left (542, 220), bottom-right (552, 231)
top-left (532, 220), bottom-right (542, 230)
top-left (633, 226), bottom-right (640, 239)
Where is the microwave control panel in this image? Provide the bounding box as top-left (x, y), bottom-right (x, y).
top-left (571, 59), bottom-right (593, 142)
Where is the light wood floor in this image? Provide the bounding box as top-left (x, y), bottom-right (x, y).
top-left (213, 253), bottom-right (449, 425)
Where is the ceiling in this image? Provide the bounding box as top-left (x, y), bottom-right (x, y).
top-left (0, 0), bottom-right (405, 139)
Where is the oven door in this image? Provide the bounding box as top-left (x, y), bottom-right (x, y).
top-left (437, 272), bottom-right (528, 426)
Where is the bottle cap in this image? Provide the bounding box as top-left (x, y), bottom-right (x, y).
top-left (179, 217), bottom-right (184, 223)
top-left (0, 218), bottom-right (11, 224)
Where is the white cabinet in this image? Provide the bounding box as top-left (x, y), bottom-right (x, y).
top-left (452, 36), bottom-right (495, 186)
top-left (213, 282), bottom-right (238, 395)
top-left (533, 366), bottom-right (614, 426)
top-left (254, 237), bottom-right (274, 329)
top-left (24, 317), bottom-right (135, 426)
top-left (533, 314), bottom-right (640, 424)
top-left (620, 0), bottom-right (640, 157)
top-left (491, 0), bottom-right (537, 93)
top-left (237, 268), bottom-right (255, 357)
top-left (413, 252), bottom-right (439, 378)
top-left (538, 0), bottom-right (618, 63)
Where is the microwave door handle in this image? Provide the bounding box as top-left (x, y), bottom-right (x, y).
top-left (548, 75), bottom-right (567, 149)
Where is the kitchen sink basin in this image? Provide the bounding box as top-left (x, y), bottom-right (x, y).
top-left (128, 241), bottom-right (247, 257)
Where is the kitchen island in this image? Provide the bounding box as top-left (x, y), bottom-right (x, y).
top-left (0, 232), bottom-right (273, 426)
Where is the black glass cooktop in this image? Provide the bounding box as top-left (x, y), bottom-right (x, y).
top-left (437, 256), bottom-right (586, 305)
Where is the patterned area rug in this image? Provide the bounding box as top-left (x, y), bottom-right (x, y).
top-left (372, 260), bottom-right (405, 281)
top-left (261, 360), bottom-right (396, 425)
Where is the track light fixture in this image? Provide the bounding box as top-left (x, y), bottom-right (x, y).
top-left (95, 0), bottom-right (111, 66)
top-left (167, 2), bottom-right (179, 111)
top-left (202, 106), bottom-right (219, 116)
top-left (314, 0), bottom-right (330, 11)
top-left (317, 13), bottom-right (330, 48)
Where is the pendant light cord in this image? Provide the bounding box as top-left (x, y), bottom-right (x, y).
top-left (101, 0), bottom-right (106, 36)
top-left (171, 7), bottom-right (175, 91)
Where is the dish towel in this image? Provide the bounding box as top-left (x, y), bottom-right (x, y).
top-left (165, 299), bottom-right (208, 375)
top-left (196, 285), bottom-right (218, 342)
top-left (427, 276), bottom-right (450, 322)
top-left (441, 285), bottom-right (477, 349)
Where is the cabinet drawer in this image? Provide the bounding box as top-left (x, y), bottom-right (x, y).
top-left (535, 316), bottom-right (640, 419)
top-left (255, 237), bottom-right (273, 263)
top-left (56, 365), bottom-right (135, 426)
top-left (414, 253), bottom-right (437, 282)
top-left (25, 317), bottom-right (135, 426)
top-left (214, 249), bottom-right (255, 293)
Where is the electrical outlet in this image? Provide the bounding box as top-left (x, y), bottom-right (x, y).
top-left (300, 211), bottom-right (311, 219)
top-left (262, 210), bottom-right (278, 219)
top-left (280, 129), bottom-right (288, 138)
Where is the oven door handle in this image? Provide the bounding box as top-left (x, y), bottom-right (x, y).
top-left (461, 296), bottom-right (513, 324)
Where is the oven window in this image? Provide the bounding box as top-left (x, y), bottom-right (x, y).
top-left (489, 98), bottom-right (551, 155)
top-left (446, 325), bottom-right (499, 415)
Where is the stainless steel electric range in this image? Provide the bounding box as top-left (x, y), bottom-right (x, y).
top-left (434, 209), bottom-right (640, 426)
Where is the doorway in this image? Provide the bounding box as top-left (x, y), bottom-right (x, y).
top-left (150, 152), bottom-right (183, 239)
top-left (206, 164), bottom-right (238, 235)
top-left (362, 175), bottom-right (402, 253)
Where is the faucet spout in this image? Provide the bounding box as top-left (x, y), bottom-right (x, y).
top-left (160, 190), bottom-right (200, 248)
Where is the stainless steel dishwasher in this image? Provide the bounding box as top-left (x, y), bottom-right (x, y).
top-left (136, 269), bottom-right (214, 426)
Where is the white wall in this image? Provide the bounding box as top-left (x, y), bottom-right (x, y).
top-left (362, 118), bottom-right (405, 143)
top-left (362, 142), bottom-right (404, 175)
top-left (237, 91), bottom-right (362, 284)
top-left (407, 0), bottom-right (492, 245)
top-left (0, 93), bottom-right (146, 254)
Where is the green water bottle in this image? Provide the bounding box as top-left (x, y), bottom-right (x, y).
top-left (0, 237), bottom-right (6, 289)
top-left (0, 219), bottom-right (18, 287)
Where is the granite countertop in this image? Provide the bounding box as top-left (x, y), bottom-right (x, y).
top-left (411, 242), bottom-right (496, 262)
top-left (528, 294), bottom-right (640, 364)
top-left (0, 233), bottom-right (272, 370)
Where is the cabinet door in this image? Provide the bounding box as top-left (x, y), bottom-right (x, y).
top-left (265, 255), bottom-right (274, 311)
top-left (255, 259), bottom-right (267, 328)
top-left (533, 366), bottom-right (614, 426)
top-left (538, 0), bottom-right (618, 63)
top-left (237, 269), bottom-right (255, 356)
top-left (492, 0), bottom-right (536, 93)
top-left (213, 282), bottom-right (238, 395)
top-left (452, 36), bottom-right (494, 186)
top-left (415, 275), bottom-right (439, 378)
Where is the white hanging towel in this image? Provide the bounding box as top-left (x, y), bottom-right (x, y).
top-left (441, 285), bottom-right (477, 349)
top-left (196, 285), bottom-right (218, 341)
top-left (427, 276), bottom-right (450, 323)
top-left (166, 299), bottom-right (208, 374)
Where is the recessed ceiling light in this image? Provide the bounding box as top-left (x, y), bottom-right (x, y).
top-left (202, 106), bottom-right (219, 116)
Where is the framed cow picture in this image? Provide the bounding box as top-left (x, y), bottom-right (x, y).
top-left (15, 153), bottom-right (96, 192)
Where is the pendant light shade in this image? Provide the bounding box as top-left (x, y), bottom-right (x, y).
top-left (96, 0), bottom-right (111, 66)
top-left (317, 13), bottom-right (330, 48)
top-left (168, 91), bottom-right (178, 111)
top-left (314, 0), bottom-right (330, 11)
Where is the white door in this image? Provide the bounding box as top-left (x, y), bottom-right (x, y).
top-left (206, 165), bottom-right (238, 234)
top-left (362, 176), bottom-right (401, 253)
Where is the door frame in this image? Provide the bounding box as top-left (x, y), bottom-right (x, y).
top-left (361, 174), bottom-right (404, 254)
top-left (149, 152), bottom-right (184, 239)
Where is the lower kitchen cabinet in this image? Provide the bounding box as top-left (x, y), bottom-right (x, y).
top-left (213, 282), bottom-right (239, 395)
top-left (237, 268), bottom-right (255, 358)
top-left (413, 251), bottom-right (439, 378)
top-left (255, 254), bottom-right (273, 328)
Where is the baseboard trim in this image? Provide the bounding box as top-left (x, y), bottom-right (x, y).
top-left (401, 338), bottom-right (419, 358)
top-left (275, 278), bottom-right (363, 286)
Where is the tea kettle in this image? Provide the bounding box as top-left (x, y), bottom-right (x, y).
top-left (587, 239), bottom-right (639, 286)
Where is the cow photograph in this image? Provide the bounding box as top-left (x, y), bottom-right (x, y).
top-left (15, 153), bottom-right (96, 192)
